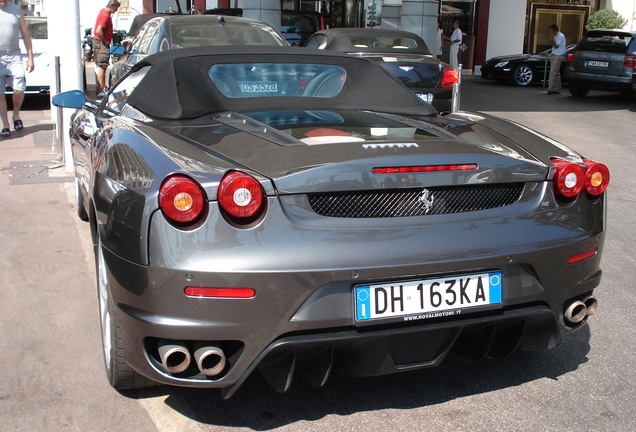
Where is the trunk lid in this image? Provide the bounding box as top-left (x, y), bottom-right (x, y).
top-left (174, 110), bottom-right (550, 195)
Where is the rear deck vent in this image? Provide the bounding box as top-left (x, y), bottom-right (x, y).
top-left (308, 183), bottom-right (524, 218)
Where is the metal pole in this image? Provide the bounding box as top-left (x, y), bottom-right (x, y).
top-left (451, 64), bottom-right (462, 113)
top-left (54, 56), bottom-right (63, 162)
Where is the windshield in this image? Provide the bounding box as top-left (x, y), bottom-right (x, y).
top-left (578, 32), bottom-right (632, 54)
top-left (170, 22), bottom-right (287, 47)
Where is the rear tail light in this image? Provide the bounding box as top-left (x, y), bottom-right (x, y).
top-left (159, 175), bottom-right (207, 224)
top-left (566, 50), bottom-right (576, 62)
top-left (551, 158), bottom-right (610, 199)
top-left (441, 68), bottom-right (459, 88)
top-left (217, 171), bottom-right (266, 219)
top-left (318, 16), bottom-right (325, 31)
top-left (583, 160), bottom-right (610, 196)
top-left (624, 54), bottom-right (636, 68)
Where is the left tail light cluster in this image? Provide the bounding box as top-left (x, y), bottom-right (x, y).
top-left (441, 68), bottom-right (459, 88)
top-left (551, 158), bottom-right (610, 199)
top-left (159, 175), bottom-right (207, 225)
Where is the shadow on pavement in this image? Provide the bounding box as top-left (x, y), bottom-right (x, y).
top-left (125, 325), bottom-right (590, 430)
top-left (461, 75), bottom-right (635, 114)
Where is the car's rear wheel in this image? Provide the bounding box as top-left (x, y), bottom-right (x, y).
top-left (97, 238), bottom-right (155, 390)
top-left (512, 64), bottom-right (534, 86)
top-left (569, 84), bottom-right (589, 97)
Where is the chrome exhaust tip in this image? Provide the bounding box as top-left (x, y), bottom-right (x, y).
top-left (194, 345), bottom-right (226, 377)
top-left (564, 300), bottom-right (587, 325)
top-left (158, 340), bottom-right (191, 374)
top-left (583, 295), bottom-right (598, 316)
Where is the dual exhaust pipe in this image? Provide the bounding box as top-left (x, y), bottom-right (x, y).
top-left (564, 295), bottom-right (598, 325)
top-left (157, 340), bottom-right (227, 377)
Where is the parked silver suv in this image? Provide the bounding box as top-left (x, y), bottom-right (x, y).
top-left (564, 29), bottom-right (636, 98)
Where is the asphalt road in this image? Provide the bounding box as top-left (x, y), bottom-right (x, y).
top-left (1, 77), bottom-right (635, 432)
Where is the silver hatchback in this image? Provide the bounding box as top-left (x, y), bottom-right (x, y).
top-left (564, 29), bottom-right (636, 98)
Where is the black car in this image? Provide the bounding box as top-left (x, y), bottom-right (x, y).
top-left (304, 28), bottom-right (459, 112)
top-left (481, 45), bottom-right (575, 86)
top-left (52, 46), bottom-right (609, 397)
top-left (564, 29), bottom-right (636, 98)
top-left (107, 14), bottom-right (287, 88)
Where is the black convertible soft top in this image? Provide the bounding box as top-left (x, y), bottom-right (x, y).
top-left (125, 46), bottom-right (436, 120)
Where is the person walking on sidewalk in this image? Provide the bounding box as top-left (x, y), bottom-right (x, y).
top-left (0, 0), bottom-right (34, 138)
top-left (547, 24), bottom-right (566, 95)
top-left (93, 0), bottom-right (120, 98)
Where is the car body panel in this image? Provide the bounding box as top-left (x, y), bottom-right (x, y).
top-left (54, 46), bottom-right (608, 397)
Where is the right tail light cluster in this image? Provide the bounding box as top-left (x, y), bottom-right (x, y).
top-left (551, 158), bottom-right (610, 199)
top-left (441, 68), bottom-right (459, 88)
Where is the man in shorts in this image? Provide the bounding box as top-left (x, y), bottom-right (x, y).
top-left (0, 0), bottom-right (34, 138)
top-left (93, 0), bottom-right (120, 98)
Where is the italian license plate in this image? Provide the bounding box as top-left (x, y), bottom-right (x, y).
top-left (355, 271), bottom-right (502, 322)
top-left (585, 60), bottom-right (609, 68)
top-left (239, 81), bottom-right (278, 92)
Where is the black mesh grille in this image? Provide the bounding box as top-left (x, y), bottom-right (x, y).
top-left (308, 183), bottom-right (525, 218)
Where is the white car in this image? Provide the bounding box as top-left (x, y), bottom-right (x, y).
top-left (15, 16), bottom-right (52, 96)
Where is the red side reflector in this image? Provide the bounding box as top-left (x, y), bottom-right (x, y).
top-left (373, 164), bottom-right (478, 174)
top-left (567, 248), bottom-right (597, 264)
top-left (184, 287), bottom-right (256, 298)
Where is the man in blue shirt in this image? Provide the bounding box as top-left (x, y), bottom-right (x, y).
top-left (547, 24), bottom-right (566, 95)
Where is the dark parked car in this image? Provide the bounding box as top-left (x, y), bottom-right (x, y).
top-left (107, 14), bottom-right (287, 87)
top-left (564, 29), bottom-right (636, 97)
top-left (304, 28), bottom-right (459, 112)
top-left (481, 45), bottom-right (575, 86)
top-left (53, 46), bottom-right (609, 398)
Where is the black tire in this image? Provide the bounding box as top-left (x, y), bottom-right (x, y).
top-left (97, 239), bottom-right (156, 390)
top-left (569, 84), bottom-right (589, 97)
top-left (75, 175), bottom-right (89, 221)
top-left (511, 64), bottom-right (534, 86)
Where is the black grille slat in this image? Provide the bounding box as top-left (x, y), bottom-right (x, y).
top-left (308, 184), bottom-right (524, 218)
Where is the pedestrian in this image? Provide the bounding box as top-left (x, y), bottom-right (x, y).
top-left (450, 19), bottom-right (462, 69)
top-left (0, 0), bottom-right (34, 138)
top-left (547, 24), bottom-right (566, 95)
top-left (435, 20), bottom-right (444, 60)
top-left (93, 0), bottom-right (120, 98)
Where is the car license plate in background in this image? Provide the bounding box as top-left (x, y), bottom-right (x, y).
top-left (585, 60), bottom-right (609, 68)
top-left (239, 81), bottom-right (278, 92)
top-left (355, 272), bottom-right (502, 322)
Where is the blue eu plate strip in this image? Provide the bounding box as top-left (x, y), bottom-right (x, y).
top-left (355, 286), bottom-right (371, 321)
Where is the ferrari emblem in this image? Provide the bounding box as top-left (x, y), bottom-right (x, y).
top-left (419, 188), bottom-right (435, 214)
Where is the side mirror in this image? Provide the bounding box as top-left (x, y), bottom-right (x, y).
top-left (52, 90), bottom-right (87, 109)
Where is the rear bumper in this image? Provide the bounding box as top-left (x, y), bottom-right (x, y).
top-left (568, 71), bottom-right (635, 92)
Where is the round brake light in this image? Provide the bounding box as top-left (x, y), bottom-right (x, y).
top-left (217, 171), bottom-right (265, 219)
top-left (551, 158), bottom-right (584, 198)
top-left (583, 160), bottom-right (610, 196)
top-left (159, 175), bottom-right (206, 224)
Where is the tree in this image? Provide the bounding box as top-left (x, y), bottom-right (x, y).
top-left (585, 9), bottom-right (628, 31)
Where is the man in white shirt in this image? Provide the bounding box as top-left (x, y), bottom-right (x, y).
top-left (450, 19), bottom-right (462, 69)
top-left (547, 24), bottom-right (566, 95)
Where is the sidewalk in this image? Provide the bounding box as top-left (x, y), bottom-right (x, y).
top-left (0, 100), bottom-right (72, 186)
